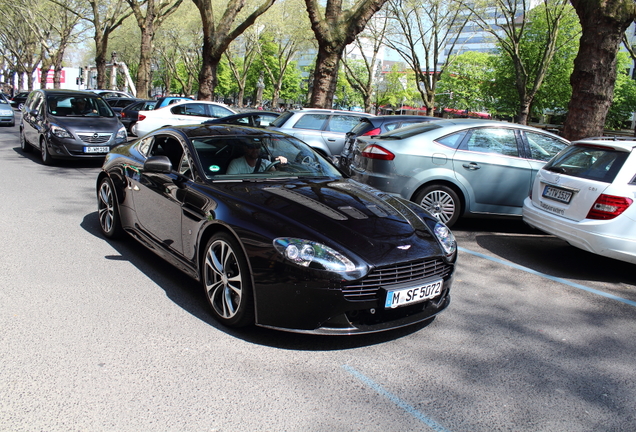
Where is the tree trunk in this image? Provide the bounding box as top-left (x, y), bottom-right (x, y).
top-left (198, 43), bottom-right (220, 100)
top-left (137, 22), bottom-right (155, 98)
top-left (95, 34), bottom-right (109, 89)
top-left (309, 47), bottom-right (340, 108)
top-left (562, 0), bottom-right (635, 140)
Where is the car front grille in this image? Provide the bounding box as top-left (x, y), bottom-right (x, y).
top-left (78, 133), bottom-right (112, 144)
top-left (342, 258), bottom-right (452, 301)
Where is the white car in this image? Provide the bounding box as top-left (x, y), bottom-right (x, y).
top-left (523, 137), bottom-right (636, 264)
top-left (134, 100), bottom-right (236, 137)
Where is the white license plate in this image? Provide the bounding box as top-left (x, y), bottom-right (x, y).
top-left (84, 146), bottom-right (109, 154)
top-left (385, 279), bottom-right (443, 309)
top-left (542, 185), bottom-right (572, 204)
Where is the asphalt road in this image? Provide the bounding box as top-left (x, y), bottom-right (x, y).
top-left (1, 117), bottom-right (635, 432)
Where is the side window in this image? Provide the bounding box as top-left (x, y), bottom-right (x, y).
top-left (27, 93), bottom-right (43, 114)
top-left (149, 135), bottom-right (184, 169)
top-left (465, 128), bottom-right (519, 157)
top-left (209, 105), bottom-right (234, 118)
top-left (173, 103), bottom-right (206, 116)
top-left (138, 136), bottom-right (155, 157)
top-left (525, 132), bottom-right (568, 162)
top-left (436, 131), bottom-right (468, 149)
top-left (293, 114), bottom-right (328, 130)
top-left (326, 115), bottom-right (364, 133)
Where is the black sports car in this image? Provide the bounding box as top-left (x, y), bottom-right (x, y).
top-left (96, 124), bottom-right (457, 334)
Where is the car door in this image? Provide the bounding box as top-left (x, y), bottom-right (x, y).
top-left (22, 92), bottom-right (44, 146)
top-left (322, 114), bottom-right (365, 156)
top-left (451, 127), bottom-right (533, 214)
top-left (130, 134), bottom-right (188, 255)
top-left (170, 103), bottom-right (210, 125)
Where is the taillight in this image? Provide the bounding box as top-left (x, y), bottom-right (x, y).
top-left (586, 194), bottom-right (633, 220)
top-left (361, 145), bottom-right (395, 161)
top-left (138, 114), bottom-right (146, 121)
top-left (121, 112), bottom-right (127, 118)
top-left (362, 127), bottom-right (381, 136)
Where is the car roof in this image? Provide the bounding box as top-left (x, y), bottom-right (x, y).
top-left (572, 137), bottom-right (636, 152)
top-left (35, 89), bottom-right (103, 97)
top-left (288, 108), bottom-right (374, 116)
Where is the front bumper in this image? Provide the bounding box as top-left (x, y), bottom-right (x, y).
top-left (47, 134), bottom-right (127, 159)
top-left (522, 198), bottom-right (636, 264)
top-left (253, 266), bottom-right (454, 335)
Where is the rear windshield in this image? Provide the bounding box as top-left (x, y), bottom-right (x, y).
top-left (349, 118), bottom-right (373, 135)
top-left (377, 122), bottom-right (442, 139)
top-left (269, 111), bottom-right (294, 127)
top-left (543, 144), bottom-right (629, 183)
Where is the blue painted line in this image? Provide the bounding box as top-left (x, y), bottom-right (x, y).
top-left (342, 365), bottom-right (452, 432)
top-left (458, 246), bottom-right (636, 308)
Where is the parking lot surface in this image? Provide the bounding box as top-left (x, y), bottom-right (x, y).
top-left (1, 119), bottom-right (634, 431)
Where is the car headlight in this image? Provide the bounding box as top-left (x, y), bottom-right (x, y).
top-left (50, 124), bottom-right (73, 138)
top-left (273, 238), bottom-right (367, 280)
top-left (116, 125), bottom-right (127, 139)
top-left (433, 222), bottom-right (456, 257)
top-left (0, 109), bottom-right (13, 115)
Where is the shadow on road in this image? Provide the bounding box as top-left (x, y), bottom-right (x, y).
top-left (80, 211), bottom-right (430, 350)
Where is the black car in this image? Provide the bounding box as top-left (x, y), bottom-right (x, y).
top-left (20, 89), bottom-right (128, 165)
top-left (96, 124), bottom-right (457, 334)
top-left (104, 97), bottom-right (143, 118)
top-left (204, 110), bottom-right (280, 127)
top-left (339, 115), bottom-right (440, 176)
top-left (119, 99), bottom-right (156, 133)
top-left (10, 92), bottom-right (30, 110)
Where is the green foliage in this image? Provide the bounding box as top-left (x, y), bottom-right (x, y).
top-left (606, 52), bottom-right (636, 130)
top-left (436, 51), bottom-right (494, 112)
top-left (487, 1), bottom-right (580, 119)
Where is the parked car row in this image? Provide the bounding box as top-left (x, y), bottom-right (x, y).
top-left (13, 89), bottom-right (633, 266)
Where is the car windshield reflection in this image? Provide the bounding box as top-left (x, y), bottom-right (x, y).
top-left (191, 135), bottom-right (341, 179)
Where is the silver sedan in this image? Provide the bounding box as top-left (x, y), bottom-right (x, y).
top-left (348, 118), bottom-right (569, 227)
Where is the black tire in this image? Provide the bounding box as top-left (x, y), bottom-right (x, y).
top-left (97, 177), bottom-right (124, 239)
top-left (413, 184), bottom-right (461, 227)
top-left (40, 137), bottom-right (54, 165)
top-left (20, 129), bottom-right (32, 153)
top-left (202, 233), bottom-right (254, 328)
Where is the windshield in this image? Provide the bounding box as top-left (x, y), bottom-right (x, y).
top-left (191, 134), bottom-right (341, 179)
top-left (47, 95), bottom-right (115, 117)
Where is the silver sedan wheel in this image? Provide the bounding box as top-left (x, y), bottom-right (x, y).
top-left (416, 185), bottom-right (460, 227)
top-left (204, 238), bottom-right (244, 321)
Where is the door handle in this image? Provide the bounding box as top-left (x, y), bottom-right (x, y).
top-left (462, 162), bottom-right (481, 170)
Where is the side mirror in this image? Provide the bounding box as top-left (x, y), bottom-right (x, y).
top-left (143, 155), bottom-right (172, 173)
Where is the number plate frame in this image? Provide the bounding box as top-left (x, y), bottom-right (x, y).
top-left (84, 146), bottom-right (109, 154)
top-left (542, 185), bottom-right (573, 204)
top-left (384, 279), bottom-right (443, 309)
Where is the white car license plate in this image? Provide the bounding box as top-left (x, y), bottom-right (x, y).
top-left (385, 279), bottom-right (443, 309)
top-left (84, 146), bottom-right (109, 154)
top-left (542, 185), bottom-right (573, 204)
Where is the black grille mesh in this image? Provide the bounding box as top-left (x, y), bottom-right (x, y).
top-left (343, 259), bottom-right (452, 301)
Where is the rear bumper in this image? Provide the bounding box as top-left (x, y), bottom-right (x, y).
top-left (522, 198), bottom-right (636, 264)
